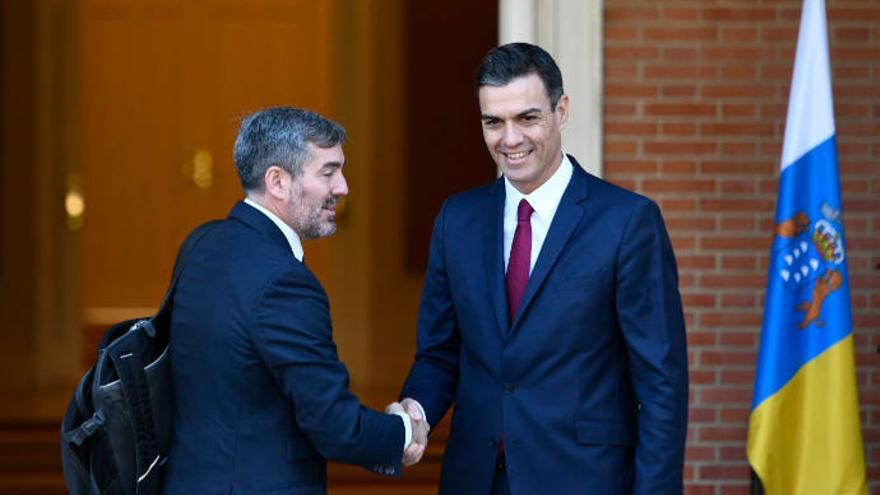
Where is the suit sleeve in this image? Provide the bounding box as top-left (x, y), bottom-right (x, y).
top-left (615, 199), bottom-right (689, 494)
top-left (400, 201), bottom-right (461, 427)
top-left (250, 269), bottom-right (404, 475)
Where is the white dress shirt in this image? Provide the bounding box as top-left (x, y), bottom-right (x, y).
top-left (242, 198), bottom-right (413, 449)
top-left (243, 198), bottom-right (305, 262)
top-left (503, 154), bottom-right (574, 273)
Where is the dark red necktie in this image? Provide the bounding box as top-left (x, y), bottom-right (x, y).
top-left (506, 199), bottom-right (533, 323)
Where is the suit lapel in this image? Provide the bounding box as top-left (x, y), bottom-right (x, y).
top-left (483, 179), bottom-right (509, 337)
top-left (510, 159), bottom-right (590, 332)
top-left (228, 201), bottom-right (296, 258)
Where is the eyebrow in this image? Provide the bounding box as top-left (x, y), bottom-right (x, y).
top-left (320, 161), bottom-right (343, 171)
top-left (481, 107), bottom-right (543, 121)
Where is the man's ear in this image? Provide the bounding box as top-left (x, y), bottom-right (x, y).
top-left (555, 94), bottom-right (570, 129)
top-left (264, 165), bottom-right (290, 199)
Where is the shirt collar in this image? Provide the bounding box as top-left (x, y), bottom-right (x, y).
top-left (503, 153), bottom-right (574, 222)
top-left (243, 197), bottom-right (305, 262)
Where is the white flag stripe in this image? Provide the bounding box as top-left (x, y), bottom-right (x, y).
top-left (780, 0), bottom-right (835, 172)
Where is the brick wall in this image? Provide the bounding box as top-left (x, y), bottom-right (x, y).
top-left (603, 1), bottom-right (880, 493)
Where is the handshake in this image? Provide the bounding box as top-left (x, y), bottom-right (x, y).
top-left (386, 398), bottom-right (430, 466)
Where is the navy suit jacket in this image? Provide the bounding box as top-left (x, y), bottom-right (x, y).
top-left (162, 202), bottom-right (404, 495)
top-left (402, 157), bottom-right (688, 494)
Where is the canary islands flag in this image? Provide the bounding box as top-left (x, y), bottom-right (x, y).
top-left (746, 0), bottom-right (867, 493)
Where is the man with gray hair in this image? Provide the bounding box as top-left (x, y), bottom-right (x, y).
top-left (162, 107), bottom-right (427, 494)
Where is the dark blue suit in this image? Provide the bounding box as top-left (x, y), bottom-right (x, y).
top-left (163, 202), bottom-right (403, 495)
top-left (402, 158), bottom-right (688, 494)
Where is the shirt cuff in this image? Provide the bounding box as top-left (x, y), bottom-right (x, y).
top-left (391, 411), bottom-right (412, 451)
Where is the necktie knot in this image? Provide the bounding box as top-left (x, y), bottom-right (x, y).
top-left (517, 199), bottom-right (534, 223)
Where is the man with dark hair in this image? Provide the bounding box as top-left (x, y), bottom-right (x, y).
top-left (399, 43), bottom-right (688, 494)
top-left (162, 107), bottom-right (427, 494)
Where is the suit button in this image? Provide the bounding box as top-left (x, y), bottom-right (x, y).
top-left (503, 382), bottom-right (514, 394)
top-left (489, 438), bottom-right (498, 447)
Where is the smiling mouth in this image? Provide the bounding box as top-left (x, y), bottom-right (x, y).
top-left (502, 150), bottom-right (532, 162)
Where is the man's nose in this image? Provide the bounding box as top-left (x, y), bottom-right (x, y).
top-left (502, 123), bottom-right (523, 148)
top-left (333, 173), bottom-right (349, 196)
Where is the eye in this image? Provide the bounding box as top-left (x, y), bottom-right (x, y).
top-left (482, 118), bottom-right (501, 128)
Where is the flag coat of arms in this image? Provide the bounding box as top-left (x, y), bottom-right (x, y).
top-left (746, 0), bottom-right (867, 493)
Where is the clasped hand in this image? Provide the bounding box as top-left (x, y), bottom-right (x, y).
top-left (386, 398), bottom-right (429, 466)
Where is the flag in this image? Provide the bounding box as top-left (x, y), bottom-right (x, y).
top-left (746, 0), bottom-right (867, 493)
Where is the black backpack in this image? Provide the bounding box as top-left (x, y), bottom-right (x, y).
top-left (61, 221), bottom-right (218, 495)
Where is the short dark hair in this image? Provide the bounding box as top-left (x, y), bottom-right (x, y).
top-left (474, 42), bottom-right (564, 109)
top-left (233, 107), bottom-right (346, 192)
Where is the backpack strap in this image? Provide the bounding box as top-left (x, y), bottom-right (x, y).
top-left (113, 220), bottom-right (219, 494)
top-left (152, 220), bottom-right (221, 330)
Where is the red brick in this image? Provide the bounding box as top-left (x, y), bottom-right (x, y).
top-left (700, 313), bottom-right (762, 327)
top-left (605, 141), bottom-right (638, 154)
top-left (762, 27), bottom-right (798, 42)
top-left (828, 8), bottom-right (880, 21)
top-left (687, 446), bottom-right (717, 462)
top-left (834, 27), bottom-right (871, 41)
top-left (662, 85), bottom-right (698, 98)
top-left (662, 7), bottom-right (698, 21)
top-left (605, 6), bottom-right (658, 21)
top-left (644, 65), bottom-right (717, 79)
top-left (703, 85), bottom-right (775, 98)
top-left (644, 141), bottom-right (717, 155)
top-left (689, 407), bottom-right (717, 423)
top-left (720, 369), bottom-right (756, 385)
top-left (720, 407), bottom-right (750, 423)
top-left (686, 485), bottom-right (717, 495)
top-left (682, 292), bottom-right (717, 307)
top-left (721, 27), bottom-right (757, 42)
top-left (701, 161), bottom-right (773, 175)
top-left (701, 236), bottom-right (769, 251)
top-left (722, 104), bottom-right (757, 118)
top-left (699, 464), bottom-right (750, 480)
top-left (604, 103), bottom-right (637, 117)
top-left (720, 66), bottom-right (757, 80)
top-left (701, 199), bottom-right (773, 213)
top-left (719, 218), bottom-right (757, 231)
top-left (604, 122), bottom-right (657, 135)
top-left (834, 66), bottom-right (871, 81)
top-left (700, 351), bottom-right (756, 366)
top-left (698, 390), bottom-right (754, 404)
top-left (701, 274), bottom-right (765, 289)
top-left (667, 218), bottom-right (717, 233)
top-left (659, 199), bottom-right (697, 213)
top-left (643, 179), bottom-right (716, 194)
top-left (605, 46), bottom-right (660, 61)
top-left (698, 425), bottom-right (749, 442)
top-left (721, 294), bottom-right (755, 308)
top-left (702, 47), bottom-right (774, 61)
top-left (606, 64), bottom-right (639, 80)
top-left (691, 370), bottom-right (717, 385)
top-left (661, 160), bottom-right (697, 174)
top-left (720, 179), bottom-right (756, 195)
top-left (645, 27), bottom-right (718, 42)
top-left (661, 123), bottom-right (697, 136)
top-left (605, 160), bottom-right (657, 175)
top-left (720, 446), bottom-right (746, 462)
top-left (663, 47), bottom-right (699, 61)
top-left (720, 142), bottom-right (758, 155)
top-left (704, 8), bottom-right (776, 22)
top-left (721, 255), bottom-right (757, 271)
top-left (605, 83), bottom-right (658, 98)
top-left (688, 331), bottom-right (716, 347)
top-left (645, 103), bottom-right (717, 117)
top-left (605, 26), bottom-right (639, 41)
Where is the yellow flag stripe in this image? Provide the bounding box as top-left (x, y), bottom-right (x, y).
top-left (747, 335), bottom-right (867, 495)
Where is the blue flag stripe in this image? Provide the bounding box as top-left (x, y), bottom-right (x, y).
top-left (751, 134), bottom-right (852, 409)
